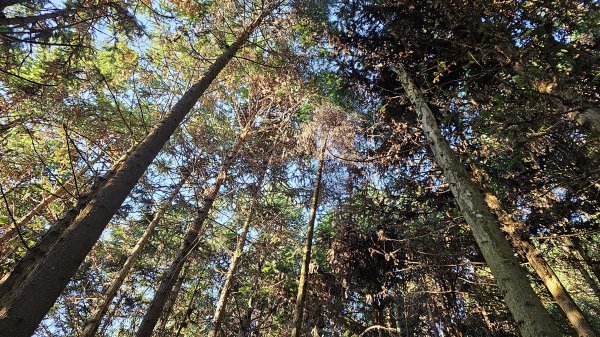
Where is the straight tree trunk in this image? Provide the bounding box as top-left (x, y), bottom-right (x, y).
top-left (157, 261), bottom-right (190, 336)
top-left (495, 211), bottom-right (598, 337)
top-left (0, 9), bottom-right (270, 336)
top-left (392, 64), bottom-right (562, 337)
top-left (0, 173), bottom-right (109, 298)
top-left (135, 127), bottom-right (252, 337)
top-left (291, 141), bottom-right (327, 337)
top-left (475, 178), bottom-right (598, 336)
top-left (208, 198), bottom-right (258, 337)
top-left (81, 175), bottom-right (188, 337)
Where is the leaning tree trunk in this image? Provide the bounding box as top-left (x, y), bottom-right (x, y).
top-left (135, 128), bottom-right (252, 337)
top-left (560, 238), bottom-right (600, 301)
top-left (0, 154), bottom-right (102, 256)
top-left (392, 64), bottom-right (561, 337)
top-left (572, 237), bottom-right (600, 284)
top-left (0, 172), bottom-right (109, 298)
top-left (291, 141), bottom-right (326, 337)
top-left (491, 204), bottom-right (599, 337)
top-left (207, 189), bottom-right (261, 337)
top-left (0, 9), bottom-right (270, 336)
top-left (81, 174), bottom-right (188, 337)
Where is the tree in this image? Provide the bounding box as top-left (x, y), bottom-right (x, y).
top-left (392, 63), bottom-right (561, 337)
top-left (0, 4), bottom-right (275, 336)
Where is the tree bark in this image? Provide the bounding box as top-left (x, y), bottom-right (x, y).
top-left (392, 63), bottom-right (561, 337)
top-left (134, 127), bottom-right (252, 337)
top-left (0, 173), bottom-right (108, 299)
top-left (291, 141), bottom-right (327, 337)
top-left (479, 190), bottom-right (598, 336)
top-left (0, 8), bottom-right (269, 336)
top-left (81, 175), bottom-right (188, 337)
top-left (208, 198), bottom-right (257, 337)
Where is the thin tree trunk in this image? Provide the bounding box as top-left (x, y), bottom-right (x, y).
top-left (208, 205), bottom-right (255, 337)
top-left (572, 237), bottom-right (600, 284)
top-left (0, 8), bottom-right (270, 336)
top-left (0, 155), bottom-right (102, 254)
top-left (392, 64), bottom-right (561, 337)
top-left (135, 127), bottom-right (252, 337)
top-left (0, 188), bottom-right (63, 251)
top-left (519, 239), bottom-right (597, 337)
top-left (81, 175), bottom-right (188, 337)
top-left (238, 297), bottom-right (254, 337)
top-left (291, 141), bottom-right (327, 337)
top-left (157, 262), bottom-right (190, 336)
top-left (560, 239), bottom-right (600, 300)
top-left (480, 189), bottom-right (598, 336)
top-left (174, 279), bottom-right (201, 337)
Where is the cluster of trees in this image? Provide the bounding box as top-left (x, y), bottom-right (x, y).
top-left (0, 0), bottom-right (598, 336)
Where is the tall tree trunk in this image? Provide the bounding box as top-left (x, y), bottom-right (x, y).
top-left (497, 212), bottom-right (598, 337)
top-left (135, 127), bottom-right (252, 337)
top-left (392, 64), bottom-right (561, 337)
top-left (81, 175), bottom-right (188, 337)
top-left (208, 194), bottom-right (259, 337)
top-left (560, 238), bottom-right (600, 300)
top-left (0, 173), bottom-right (108, 297)
top-left (157, 261), bottom-right (190, 336)
top-left (572, 237), bottom-right (600, 284)
top-left (291, 141), bottom-right (327, 337)
top-left (0, 9), bottom-right (270, 336)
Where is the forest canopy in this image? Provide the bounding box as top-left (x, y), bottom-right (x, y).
top-left (0, 0), bottom-right (599, 336)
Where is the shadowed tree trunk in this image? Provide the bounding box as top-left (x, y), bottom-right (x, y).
top-left (0, 8), bottom-right (271, 336)
top-left (157, 261), bottom-right (191, 336)
top-left (572, 237), bottom-right (600, 285)
top-left (81, 174), bottom-right (188, 337)
top-left (134, 127), bottom-right (253, 337)
top-left (392, 63), bottom-right (562, 337)
top-left (291, 141), bottom-right (327, 337)
top-left (560, 238), bottom-right (600, 301)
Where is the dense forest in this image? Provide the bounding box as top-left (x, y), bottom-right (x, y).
top-left (0, 0), bottom-right (599, 336)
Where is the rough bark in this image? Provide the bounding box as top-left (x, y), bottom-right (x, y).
top-left (135, 128), bottom-right (252, 337)
top-left (0, 9), bottom-right (268, 335)
top-left (291, 142), bottom-right (326, 337)
top-left (392, 64), bottom-right (561, 337)
top-left (80, 175), bottom-right (188, 337)
top-left (570, 107), bottom-right (600, 134)
top-left (479, 189), bottom-right (598, 336)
